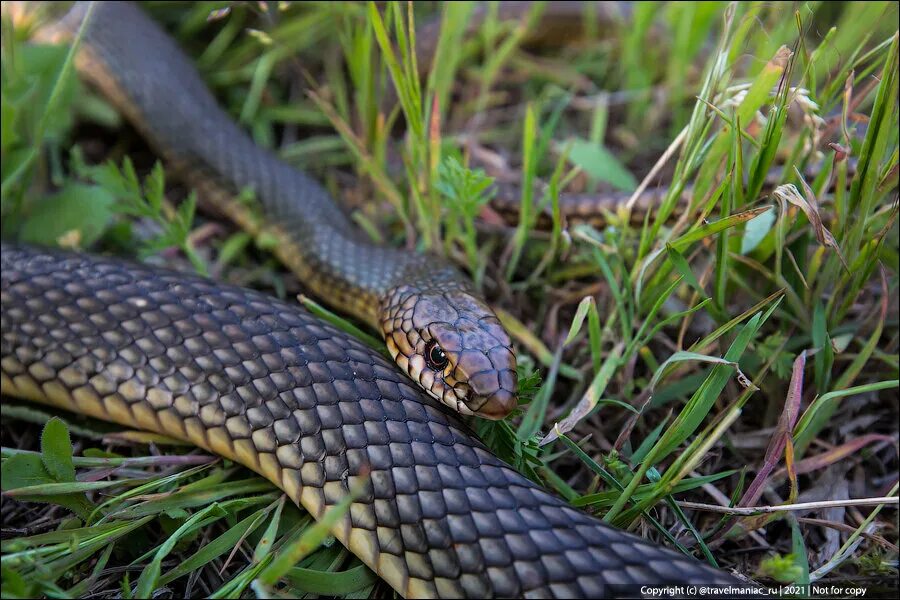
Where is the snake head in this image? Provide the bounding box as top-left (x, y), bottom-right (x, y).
top-left (381, 284), bottom-right (517, 419)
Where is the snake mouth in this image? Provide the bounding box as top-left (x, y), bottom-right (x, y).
top-left (469, 388), bottom-right (518, 420)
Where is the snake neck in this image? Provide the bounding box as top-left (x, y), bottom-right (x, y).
top-left (50, 1), bottom-right (474, 334)
top-left (46, 1), bottom-right (518, 422)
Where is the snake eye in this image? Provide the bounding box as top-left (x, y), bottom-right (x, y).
top-left (425, 341), bottom-right (449, 371)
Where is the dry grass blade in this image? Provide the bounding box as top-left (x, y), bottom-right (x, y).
top-left (781, 177), bottom-right (850, 271)
top-left (679, 496), bottom-right (899, 515)
top-left (539, 344), bottom-right (624, 445)
top-left (774, 434), bottom-right (897, 479)
top-left (742, 351), bottom-right (806, 505)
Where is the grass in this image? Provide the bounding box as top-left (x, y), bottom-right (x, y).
top-left (2, 1), bottom-right (898, 597)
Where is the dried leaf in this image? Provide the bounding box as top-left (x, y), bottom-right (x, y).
top-left (713, 351), bottom-right (806, 542)
top-left (773, 181), bottom-right (848, 271)
top-left (777, 434), bottom-right (895, 478)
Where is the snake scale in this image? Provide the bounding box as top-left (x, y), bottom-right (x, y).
top-left (1, 2), bottom-right (748, 598)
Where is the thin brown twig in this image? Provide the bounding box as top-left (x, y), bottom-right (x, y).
top-left (797, 517), bottom-right (898, 553)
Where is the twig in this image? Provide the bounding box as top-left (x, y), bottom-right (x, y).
top-left (797, 517), bottom-right (898, 553)
top-left (678, 496), bottom-right (898, 515)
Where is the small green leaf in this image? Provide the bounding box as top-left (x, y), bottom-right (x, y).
top-left (741, 206), bottom-right (776, 254)
top-left (812, 301), bottom-right (834, 392)
top-left (648, 351), bottom-right (741, 393)
top-left (0, 426), bottom-right (94, 520)
top-left (789, 516), bottom-right (810, 585)
top-left (517, 346), bottom-right (562, 442)
top-left (253, 495), bottom-right (286, 562)
top-left (145, 161), bottom-right (166, 211)
top-left (284, 564), bottom-right (377, 595)
top-left (217, 232), bottom-right (253, 267)
top-left (564, 297), bottom-right (596, 346)
top-left (670, 205), bottom-right (773, 252)
top-left (665, 243), bottom-right (706, 297)
top-left (566, 138), bottom-right (638, 192)
top-left (175, 193), bottom-right (197, 236)
top-left (3, 480), bottom-right (128, 495)
top-left (40, 418), bottom-right (76, 483)
top-left (435, 155), bottom-right (495, 215)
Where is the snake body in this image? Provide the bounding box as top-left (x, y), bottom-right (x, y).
top-left (1, 244), bottom-right (742, 598)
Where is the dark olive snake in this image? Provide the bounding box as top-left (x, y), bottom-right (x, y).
top-left (31, 0), bottom-right (518, 420)
top-left (1, 2), bottom-right (751, 598)
top-left (1, 245), bottom-right (746, 598)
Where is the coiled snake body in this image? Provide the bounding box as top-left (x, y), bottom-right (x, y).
top-left (1, 244), bottom-right (740, 598)
top-left (1, 2), bottom-right (746, 598)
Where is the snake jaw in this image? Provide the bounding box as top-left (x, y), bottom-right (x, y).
top-left (381, 285), bottom-right (518, 419)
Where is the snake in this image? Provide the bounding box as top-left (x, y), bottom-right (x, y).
top-left (27, 0), bottom-right (519, 421)
top-left (1, 2), bottom-right (752, 598)
top-left (1, 244), bottom-right (745, 598)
